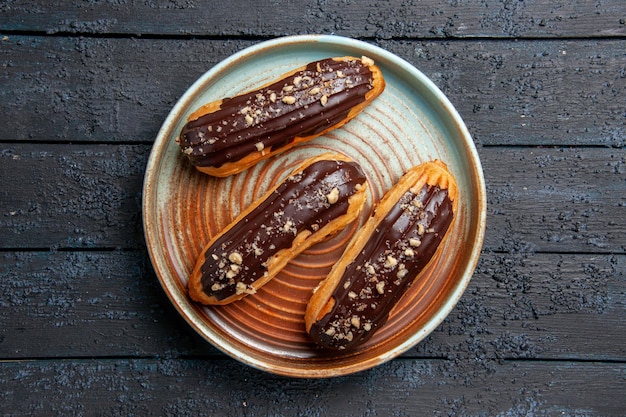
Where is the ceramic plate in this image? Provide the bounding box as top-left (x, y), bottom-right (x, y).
top-left (143, 35), bottom-right (486, 378)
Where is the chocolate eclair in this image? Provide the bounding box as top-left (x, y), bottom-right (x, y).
top-left (305, 160), bottom-right (458, 350)
top-left (188, 153), bottom-right (369, 305)
top-left (177, 56), bottom-right (385, 177)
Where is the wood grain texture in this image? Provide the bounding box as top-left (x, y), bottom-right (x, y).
top-left (0, 144), bottom-right (149, 249)
top-left (0, 250), bottom-right (221, 359)
top-left (1, 250), bottom-right (623, 362)
top-left (0, 36), bottom-right (250, 143)
top-left (1, 144), bottom-right (623, 253)
top-left (0, 357), bottom-right (623, 416)
top-left (1, 36), bottom-right (624, 146)
top-left (0, 1), bottom-right (624, 412)
top-left (382, 40), bottom-right (626, 147)
top-left (2, 0), bottom-right (625, 39)
top-left (430, 252), bottom-right (626, 362)
top-left (481, 146), bottom-right (625, 254)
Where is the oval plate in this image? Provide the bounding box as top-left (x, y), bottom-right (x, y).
top-left (143, 35), bottom-right (486, 378)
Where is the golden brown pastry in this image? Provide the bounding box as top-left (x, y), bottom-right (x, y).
top-left (177, 56), bottom-right (385, 177)
top-left (188, 153), bottom-right (369, 305)
top-left (305, 160), bottom-right (458, 350)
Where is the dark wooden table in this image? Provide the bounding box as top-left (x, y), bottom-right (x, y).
top-left (1, 1), bottom-right (624, 415)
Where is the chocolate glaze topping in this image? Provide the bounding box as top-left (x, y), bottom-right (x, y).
top-left (309, 184), bottom-right (454, 350)
top-left (178, 58), bottom-right (375, 168)
top-left (200, 159), bottom-right (366, 300)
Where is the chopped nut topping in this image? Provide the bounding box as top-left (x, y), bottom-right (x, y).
top-left (376, 281), bottom-right (385, 295)
top-left (360, 286), bottom-right (372, 298)
top-left (409, 238), bottom-right (422, 247)
top-left (326, 187), bottom-right (339, 204)
top-left (308, 87), bottom-right (320, 95)
top-left (283, 219), bottom-right (296, 234)
top-left (255, 142), bottom-right (264, 151)
top-left (282, 96), bottom-right (296, 104)
top-left (348, 291), bottom-right (358, 300)
top-left (397, 268), bottom-right (409, 279)
top-left (293, 76), bottom-right (302, 87)
top-left (404, 248), bottom-right (415, 257)
top-left (384, 255), bottom-right (398, 268)
top-left (363, 322), bottom-right (372, 331)
top-left (269, 92), bottom-right (276, 103)
top-left (418, 223), bottom-right (425, 235)
top-left (228, 252), bottom-right (243, 265)
top-left (235, 282), bottom-right (247, 295)
top-left (245, 114), bottom-right (254, 127)
top-left (361, 56), bottom-right (375, 67)
top-left (320, 95), bottom-right (328, 106)
top-left (350, 316), bottom-right (361, 328)
top-left (283, 85), bottom-right (294, 92)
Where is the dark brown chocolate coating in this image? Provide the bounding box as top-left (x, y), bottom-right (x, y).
top-left (308, 184), bottom-right (453, 350)
top-left (200, 159), bottom-right (366, 301)
top-left (178, 58), bottom-right (375, 168)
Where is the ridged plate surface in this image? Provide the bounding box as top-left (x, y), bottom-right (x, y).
top-left (143, 35), bottom-right (486, 377)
